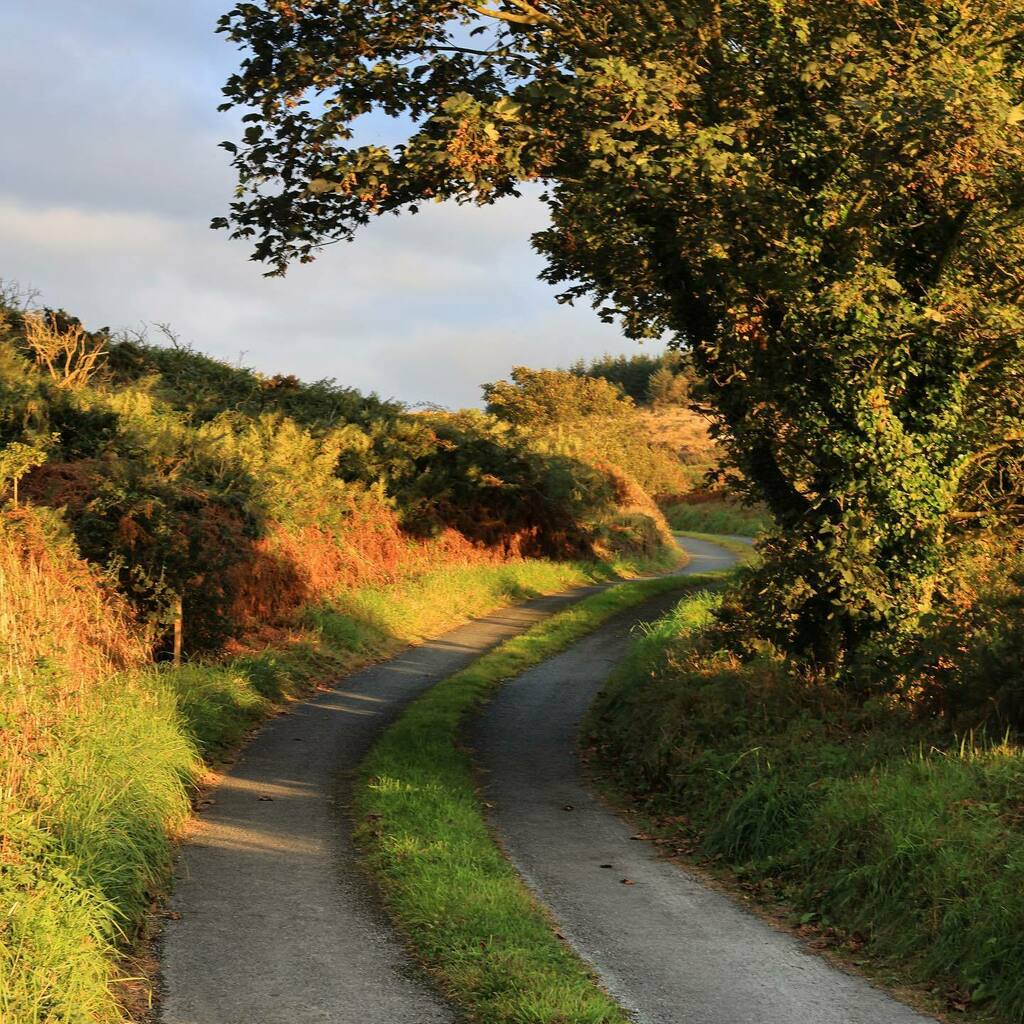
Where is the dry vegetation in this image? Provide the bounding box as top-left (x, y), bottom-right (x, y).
top-left (637, 404), bottom-right (718, 467)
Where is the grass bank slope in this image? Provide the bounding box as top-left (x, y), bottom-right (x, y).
top-left (662, 493), bottom-right (771, 537)
top-left (1, 515), bottom-right (639, 1023)
top-left (588, 589), bottom-right (1024, 1024)
top-left (0, 292), bottom-right (681, 1021)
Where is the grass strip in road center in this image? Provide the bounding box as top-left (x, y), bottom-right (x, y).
top-left (353, 569), bottom-right (728, 1024)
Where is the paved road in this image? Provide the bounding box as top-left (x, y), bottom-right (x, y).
top-left (472, 538), bottom-right (935, 1024)
top-left (158, 581), bottom-right (617, 1024)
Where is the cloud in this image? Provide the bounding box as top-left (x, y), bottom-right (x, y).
top-left (0, 193), bottom-right (637, 406)
top-left (0, 3), bottom-right (649, 408)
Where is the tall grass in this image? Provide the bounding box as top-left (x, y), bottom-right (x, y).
top-left (662, 496), bottom-right (771, 537)
top-left (588, 594), bottom-right (1024, 1022)
top-left (1, 670), bottom-right (196, 1024)
top-left (0, 528), bottom-right (655, 1023)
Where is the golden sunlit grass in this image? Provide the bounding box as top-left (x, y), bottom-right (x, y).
top-left (637, 404), bottom-right (717, 466)
top-left (0, 501), bottom-right (671, 1024)
top-left (662, 498), bottom-right (772, 536)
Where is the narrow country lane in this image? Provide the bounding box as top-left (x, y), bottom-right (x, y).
top-left (472, 537), bottom-right (936, 1024)
top-left (158, 583), bottom-right (614, 1024)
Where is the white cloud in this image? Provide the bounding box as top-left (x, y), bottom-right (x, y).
top-left (0, 193), bottom-right (636, 407)
top-left (0, 3), bottom-right (647, 408)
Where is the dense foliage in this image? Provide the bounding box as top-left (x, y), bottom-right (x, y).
top-left (589, 586), bottom-right (1024, 1021)
top-left (0, 298), bottom-right (670, 654)
top-left (568, 351), bottom-right (693, 406)
top-left (217, 0), bottom-right (1024, 671)
top-left (483, 365), bottom-right (690, 497)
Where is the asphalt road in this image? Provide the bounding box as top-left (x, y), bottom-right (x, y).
top-left (158, 580), bottom-right (613, 1024)
top-left (472, 538), bottom-right (936, 1024)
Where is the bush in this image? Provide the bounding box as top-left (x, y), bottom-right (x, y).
top-left (0, 300), bottom-right (674, 655)
top-left (661, 494), bottom-right (771, 537)
top-left (484, 366), bottom-right (691, 499)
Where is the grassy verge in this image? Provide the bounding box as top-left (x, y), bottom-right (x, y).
top-left (353, 569), bottom-right (727, 1024)
top-left (663, 497), bottom-right (771, 537)
top-left (586, 591), bottom-right (1024, 1024)
top-left (1, 555), bottom-right (668, 1024)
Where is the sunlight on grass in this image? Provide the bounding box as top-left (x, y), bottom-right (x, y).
top-left (663, 497), bottom-right (771, 537)
top-left (589, 601), bottom-right (1024, 1022)
top-left (354, 569), bottom-right (729, 1024)
top-left (2, 554), bottom-right (656, 1023)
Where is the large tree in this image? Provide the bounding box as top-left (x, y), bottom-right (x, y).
top-left (216, 0), bottom-right (1024, 668)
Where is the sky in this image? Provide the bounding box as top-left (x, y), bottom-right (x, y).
top-left (0, 2), bottom-right (653, 408)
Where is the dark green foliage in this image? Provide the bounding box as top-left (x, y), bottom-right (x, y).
top-left (392, 410), bottom-right (613, 553)
top-left (107, 335), bottom-right (399, 427)
top-left (216, 0), bottom-right (1024, 669)
top-left (892, 544), bottom-right (1024, 730)
top-left (568, 351), bottom-right (694, 405)
top-left (590, 592), bottom-right (1024, 1021)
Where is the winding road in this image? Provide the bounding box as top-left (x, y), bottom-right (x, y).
top-left (158, 536), bottom-right (933, 1024)
top-left (158, 583), bottom-right (608, 1024)
top-left (473, 540), bottom-right (933, 1024)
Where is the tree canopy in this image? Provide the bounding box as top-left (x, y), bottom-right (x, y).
top-left (217, 0), bottom-right (1024, 669)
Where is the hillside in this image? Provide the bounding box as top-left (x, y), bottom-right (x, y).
top-left (567, 351), bottom-right (770, 535)
top-left (0, 297), bottom-right (681, 1022)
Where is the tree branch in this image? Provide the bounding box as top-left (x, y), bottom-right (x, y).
top-left (464, 2), bottom-right (558, 27)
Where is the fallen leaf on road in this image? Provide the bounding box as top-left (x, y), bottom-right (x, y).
top-left (621, 878), bottom-right (635, 886)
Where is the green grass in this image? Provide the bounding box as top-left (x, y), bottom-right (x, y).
top-left (353, 569), bottom-right (728, 1024)
top-left (587, 593), bottom-right (1024, 1024)
top-left (2, 554), bottom-right (667, 1024)
top-left (663, 497), bottom-right (771, 537)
